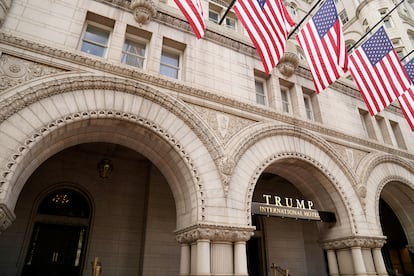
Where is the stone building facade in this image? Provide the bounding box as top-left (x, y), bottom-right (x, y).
top-left (0, 0), bottom-right (413, 275)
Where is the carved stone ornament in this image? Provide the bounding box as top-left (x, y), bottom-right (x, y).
top-left (0, 204), bottom-right (16, 234)
top-left (175, 224), bottom-right (255, 244)
top-left (276, 39), bottom-right (299, 77)
top-left (130, 0), bottom-right (157, 25)
top-left (320, 236), bottom-right (387, 250)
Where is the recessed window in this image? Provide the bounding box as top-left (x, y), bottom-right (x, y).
top-left (375, 115), bottom-right (392, 144)
top-left (281, 87), bottom-right (291, 113)
top-left (160, 50), bottom-right (180, 79)
top-left (255, 79), bottom-right (266, 105)
top-left (209, 10), bottom-right (219, 23)
top-left (79, 12), bottom-right (114, 58)
top-left (339, 10), bottom-right (349, 25)
top-left (122, 39), bottom-right (146, 68)
top-left (390, 120), bottom-right (407, 149)
top-left (225, 17), bottom-right (236, 30)
top-left (303, 95), bottom-right (314, 120)
top-left (359, 108), bottom-right (376, 139)
top-left (160, 38), bottom-right (185, 79)
top-left (80, 24), bottom-right (110, 57)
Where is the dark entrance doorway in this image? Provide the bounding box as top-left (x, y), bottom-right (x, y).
top-left (380, 199), bottom-right (414, 276)
top-left (22, 188), bottom-right (90, 276)
top-left (22, 223), bottom-right (86, 276)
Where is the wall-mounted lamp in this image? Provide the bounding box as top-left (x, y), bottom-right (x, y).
top-left (97, 158), bottom-right (113, 178)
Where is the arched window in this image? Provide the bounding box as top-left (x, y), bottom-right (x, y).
top-left (38, 188), bottom-right (90, 218)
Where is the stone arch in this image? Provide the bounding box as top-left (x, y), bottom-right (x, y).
top-left (227, 124), bottom-right (365, 239)
top-left (0, 73), bottom-right (225, 231)
top-left (361, 153), bottom-right (414, 240)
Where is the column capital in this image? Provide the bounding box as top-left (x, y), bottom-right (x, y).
top-left (0, 204), bottom-right (16, 234)
top-left (175, 223), bottom-right (255, 244)
top-left (320, 235), bottom-right (387, 250)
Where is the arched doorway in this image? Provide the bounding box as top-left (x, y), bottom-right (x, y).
top-left (247, 173), bottom-right (330, 276)
top-left (0, 142), bottom-right (180, 275)
top-left (22, 188), bottom-right (90, 276)
top-left (380, 198), bottom-right (414, 275)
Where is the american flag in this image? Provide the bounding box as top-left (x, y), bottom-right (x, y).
top-left (234, 0), bottom-right (295, 73)
top-left (174, 0), bottom-right (206, 39)
top-left (400, 59), bottom-right (414, 130)
top-left (296, 0), bottom-right (348, 94)
top-left (349, 27), bottom-right (411, 115)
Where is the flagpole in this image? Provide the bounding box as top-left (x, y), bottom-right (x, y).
top-left (347, 0), bottom-right (405, 52)
top-left (401, 49), bottom-right (414, 62)
top-left (219, 0), bottom-right (237, 25)
top-left (287, 0), bottom-right (323, 39)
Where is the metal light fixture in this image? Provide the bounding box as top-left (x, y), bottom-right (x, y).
top-left (97, 158), bottom-right (113, 178)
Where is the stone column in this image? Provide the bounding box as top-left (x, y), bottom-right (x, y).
top-left (176, 224), bottom-right (254, 276)
top-left (179, 243), bottom-right (191, 276)
top-left (326, 249), bottom-right (340, 276)
top-left (234, 241), bottom-right (248, 276)
top-left (372, 248), bottom-right (388, 276)
top-left (321, 236), bottom-right (387, 276)
top-left (351, 247), bottom-right (368, 276)
top-left (197, 239), bottom-right (211, 275)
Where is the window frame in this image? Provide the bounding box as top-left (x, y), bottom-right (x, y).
top-left (79, 21), bottom-right (112, 58)
top-left (303, 94), bottom-right (314, 120)
top-left (121, 35), bottom-right (148, 69)
top-left (255, 78), bottom-right (267, 106)
top-left (280, 87), bottom-right (291, 114)
top-left (160, 45), bottom-right (182, 79)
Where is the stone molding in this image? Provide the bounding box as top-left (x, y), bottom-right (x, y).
top-left (0, 203), bottom-right (15, 234)
top-left (320, 236), bottom-right (387, 250)
top-left (358, 153), bottom-right (414, 187)
top-left (0, 32), bottom-right (412, 162)
top-left (175, 224), bottom-right (255, 243)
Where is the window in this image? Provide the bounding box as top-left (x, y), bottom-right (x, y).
top-left (302, 88), bottom-right (322, 122)
top-left (303, 94), bottom-right (314, 120)
top-left (281, 87), bottom-right (291, 113)
top-left (225, 16), bottom-right (236, 30)
top-left (122, 39), bottom-right (146, 68)
top-left (80, 12), bottom-right (114, 58)
top-left (390, 120), bottom-right (407, 149)
top-left (339, 10), bottom-right (349, 25)
top-left (287, 2), bottom-right (297, 18)
top-left (209, 3), bottom-right (221, 23)
top-left (160, 38), bottom-right (185, 79)
top-left (359, 109), bottom-right (376, 139)
top-left (380, 9), bottom-right (393, 28)
top-left (121, 26), bottom-right (151, 68)
top-left (255, 79), bottom-right (266, 105)
top-left (375, 115), bottom-right (392, 144)
top-left (80, 24), bottom-right (110, 57)
top-left (209, 10), bottom-right (219, 23)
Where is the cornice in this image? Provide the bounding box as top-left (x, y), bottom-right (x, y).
top-left (175, 223), bottom-right (255, 243)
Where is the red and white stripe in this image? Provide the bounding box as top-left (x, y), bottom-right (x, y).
top-left (234, 0), bottom-right (294, 73)
top-left (349, 48), bottom-right (411, 115)
top-left (174, 0), bottom-right (206, 39)
top-left (399, 87), bottom-right (414, 131)
top-left (296, 18), bottom-right (348, 93)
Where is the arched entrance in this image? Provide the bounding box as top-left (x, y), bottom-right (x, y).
top-left (0, 142), bottom-right (180, 275)
top-left (22, 188), bottom-right (90, 276)
top-left (247, 173), bottom-right (330, 276)
top-left (380, 182), bottom-right (414, 276)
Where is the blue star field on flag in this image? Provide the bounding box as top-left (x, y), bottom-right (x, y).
top-left (313, 0), bottom-right (338, 38)
top-left (361, 27), bottom-right (393, 65)
top-left (257, 0), bottom-right (266, 9)
top-left (404, 58), bottom-right (414, 82)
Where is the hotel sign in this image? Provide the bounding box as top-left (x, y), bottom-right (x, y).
top-left (252, 194), bottom-right (322, 221)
